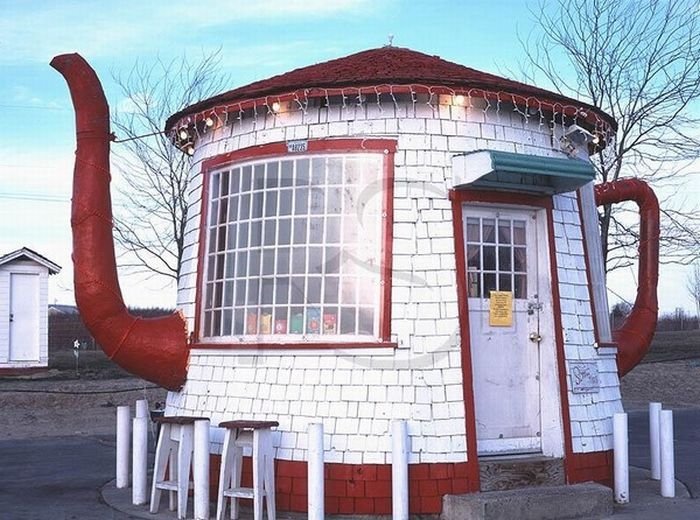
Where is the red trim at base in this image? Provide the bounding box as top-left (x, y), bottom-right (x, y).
top-left (209, 456), bottom-right (477, 515)
top-left (567, 450), bottom-right (613, 487)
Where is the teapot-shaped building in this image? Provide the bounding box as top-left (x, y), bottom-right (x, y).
top-left (53, 46), bottom-right (658, 516)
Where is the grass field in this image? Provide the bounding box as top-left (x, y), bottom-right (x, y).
top-left (48, 348), bottom-right (131, 379)
top-left (643, 329), bottom-right (700, 363)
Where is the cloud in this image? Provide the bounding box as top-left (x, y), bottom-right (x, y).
top-left (0, 0), bottom-right (382, 65)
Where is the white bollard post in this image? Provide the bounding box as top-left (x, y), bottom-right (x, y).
top-left (649, 402), bottom-right (662, 480)
top-left (193, 419), bottom-right (210, 520)
top-left (308, 423), bottom-right (325, 520)
top-left (613, 412), bottom-right (629, 504)
top-left (392, 420), bottom-right (409, 520)
top-left (135, 399), bottom-right (149, 419)
top-left (660, 410), bottom-right (675, 498)
top-left (116, 405), bottom-right (131, 489)
top-left (132, 416), bottom-right (148, 505)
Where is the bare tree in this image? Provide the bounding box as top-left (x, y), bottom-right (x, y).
top-left (687, 263), bottom-right (700, 327)
top-left (522, 0), bottom-right (700, 271)
top-left (111, 51), bottom-right (228, 279)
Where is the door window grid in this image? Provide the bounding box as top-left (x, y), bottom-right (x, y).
top-left (465, 216), bottom-right (528, 299)
top-left (202, 155), bottom-right (383, 340)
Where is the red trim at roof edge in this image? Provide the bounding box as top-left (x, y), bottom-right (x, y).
top-left (165, 46), bottom-right (616, 133)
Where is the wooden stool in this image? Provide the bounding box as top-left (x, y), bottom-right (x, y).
top-left (216, 420), bottom-right (279, 520)
top-left (150, 415), bottom-right (209, 519)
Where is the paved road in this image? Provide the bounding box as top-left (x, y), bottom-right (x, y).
top-left (628, 408), bottom-right (700, 498)
top-left (2, 410), bottom-right (700, 519)
top-left (0, 435), bottom-right (135, 520)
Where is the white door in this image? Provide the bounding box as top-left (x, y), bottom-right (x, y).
top-left (9, 273), bottom-right (41, 362)
top-left (463, 206), bottom-right (547, 456)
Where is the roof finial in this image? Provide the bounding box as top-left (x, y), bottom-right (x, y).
top-left (386, 34), bottom-right (394, 47)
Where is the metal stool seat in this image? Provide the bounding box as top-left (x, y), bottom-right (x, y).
top-left (216, 420), bottom-right (279, 520)
top-left (150, 415), bottom-right (209, 519)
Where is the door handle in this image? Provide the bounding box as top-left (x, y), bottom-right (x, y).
top-left (9, 313), bottom-right (13, 322)
top-left (529, 332), bottom-right (542, 343)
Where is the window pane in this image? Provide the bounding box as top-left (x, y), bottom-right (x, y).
top-left (253, 164), bottom-right (265, 190)
top-left (280, 160), bottom-right (293, 187)
top-left (307, 277), bottom-right (322, 304)
top-left (323, 309), bottom-right (338, 334)
top-left (483, 246), bottom-right (496, 270)
top-left (251, 191), bottom-right (263, 218)
top-left (261, 279), bottom-right (274, 305)
top-left (266, 162), bottom-right (279, 188)
top-left (498, 220), bottom-right (511, 244)
top-left (278, 219), bottom-right (291, 245)
top-left (483, 219), bottom-right (496, 243)
top-left (340, 307), bottom-right (356, 334)
top-left (277, 247), bottom-right (290, 275)
top-left (467, 245), bottom-right (480, 269)
top-left (296, 159), bottom-right (310, 185)
top-left (293, 218), bottom-right (307, 244)
top-left (326, 217), bottom-right (341, 243)
top-left (514, 247), bottom-right (527, 272)
top-left (295, 188), bottom-right (309, 214)
top-left (211, 173), bottom-right (220, 199)
top-left (308, 246), bottom-right (323, 273)
top-left (327, 157), bottom-right (343, 184)
top-left (233, 309), bottom-right (244, 335)
top-left (247, 279), bottom-right (259, 305)
top-left (324, 276), bottom-right (339, 304)
top-left (265, 190), bottom-right (278, 217)
top-left (264, 220), bottom-right (276, 246)
top-left (466, 218), bottom-right (480, 242)
top-left (290, 277), bottom-right (305, 304)
top-left (292, 247), bottom-right (306, 274)
top-left (262, 249), bottom-right (275, 276)
top-left (248, 250), bottom-right (260, 276)
top-left (311, 157), bottom-right (326, 185)
top-left (276, 277), bottom-right (289, 304)
top-left (325, 247), bottom-right (340, 274)
top-left (498, 246), bottom-right (512, 271)
top-left (513, 220), bottom-right (526, 245)
top-left (498, 273), bottom-right (512, 292)
top-left (241, 166), bottom-right (252, 191)
top-left (514, 274), bottom-right (527, 299)
top-left (309, 217), bottom-right (324, 243)
top-left (279, 190), bottom-right (293, 216)
top-left (250, 221), bottom-right (262, 247)
top-left (327, 187), bottom-right (342, 214)
top-left (484, 273), bottom-right (497, 296)
top-left (358, 308), bottom-right (374, 335)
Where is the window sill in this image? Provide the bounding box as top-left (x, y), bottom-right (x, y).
top-left (190, 341), bottom-right (398, 350)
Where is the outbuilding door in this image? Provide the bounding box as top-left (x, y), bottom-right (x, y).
top-left (9, 273), bottom-right (40, 362)
top-left (463, 205), bottom-right (547, 455)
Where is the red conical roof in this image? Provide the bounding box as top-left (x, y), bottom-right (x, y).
top-left (165, 46), bottom-right (615, 131)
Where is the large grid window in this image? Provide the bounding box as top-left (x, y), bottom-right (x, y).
top-left (202, 154), bottom-right (384, 341)
top-left (465, 216), bottom-right (528, 299)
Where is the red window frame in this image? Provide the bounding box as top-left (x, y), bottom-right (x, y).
top-left (191, 138), bottom-right (396, 349)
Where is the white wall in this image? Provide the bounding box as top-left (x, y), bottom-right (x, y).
top-left (167, 94), bottom-right (622, 461)
top-left (0, 259), bottom-right (49, 368)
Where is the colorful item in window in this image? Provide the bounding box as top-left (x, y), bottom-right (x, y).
top-left (246, 312), bottom-right (258, 334)
top-left (274, 319), bottom-right (287, 334)
top-left (290, 312), bottom-right (304, 334)
top-left (260, 312), bottom-right (272, 334)
top-left (307, 308), bottom-right (321, 334)
top-left (323, 312), bottom-right (337, 334)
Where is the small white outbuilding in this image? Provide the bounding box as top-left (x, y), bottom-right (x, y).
top-left (0, 247), bottom-right (61, 371)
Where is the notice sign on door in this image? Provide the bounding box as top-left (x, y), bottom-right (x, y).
top-left (489, 291), bottom-right (513, 327)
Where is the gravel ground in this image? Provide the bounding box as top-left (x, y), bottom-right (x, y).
top-left (0, 359), bottom-right (698, 440)
top-left (621, 359), bottom-right (700, 411)
top-left (0, 376), bottom-right (167, 439)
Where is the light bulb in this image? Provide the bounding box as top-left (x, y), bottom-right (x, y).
top-left (454, 95), bottom-right (465, 106)
top-left (186, 145), bottom-right (195, 156)
top-left (271, 101), bottom-right (281, 113)
top-left (178, 128), bottom-right (189, 141)
top-left (205, 117), bottom-right (214, 127)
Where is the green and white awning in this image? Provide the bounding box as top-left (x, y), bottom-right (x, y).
top-left (451, 150), bottom-right (596, 194)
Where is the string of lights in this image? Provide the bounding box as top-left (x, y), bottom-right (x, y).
top-left (168, 83), bottom-right (616, 158)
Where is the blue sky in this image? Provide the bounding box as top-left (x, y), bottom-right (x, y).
top-left (0, 0), bottom-right (696, 313)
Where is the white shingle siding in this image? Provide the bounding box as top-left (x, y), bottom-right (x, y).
top-left (170, 96), bottom-right (621, 462)
top-left (553, 192), bottom-right (623, 453)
